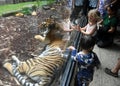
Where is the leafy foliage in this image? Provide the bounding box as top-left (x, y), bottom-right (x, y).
top-left (20, 5), bottom-right (37, 15)
top-left (36, 0), bottom-right (54, 7)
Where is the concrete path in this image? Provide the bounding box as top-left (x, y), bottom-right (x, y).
top-left (90, 27), bottom-right (120, 86)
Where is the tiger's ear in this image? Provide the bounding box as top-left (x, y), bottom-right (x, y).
top-left (34, 35), bottom-right (45, 42)
top-left (3, 62), bottom-right (14, 75)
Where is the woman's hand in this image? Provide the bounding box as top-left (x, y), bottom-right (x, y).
top-left (104, 4), bottom-right (109, 9)
top-left (108, 27), bottom-right (115, 33)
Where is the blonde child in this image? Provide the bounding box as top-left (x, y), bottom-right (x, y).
top-left (77, 9), bottom-right (100, 37)
top-left (58, 7), bottom-right (74, 42)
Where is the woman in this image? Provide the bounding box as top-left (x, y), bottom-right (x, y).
top-left (96, 5), bottom-right (118, 48)
top-left (98, 0), bottom-right (118, 17)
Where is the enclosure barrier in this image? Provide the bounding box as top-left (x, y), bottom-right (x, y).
top-left (60, 31), bottom-right (82, 86)
top-left (59, 14), bottom-right (87, 86)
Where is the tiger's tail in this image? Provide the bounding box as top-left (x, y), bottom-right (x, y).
top-left (13, 69), bottom-right (40, 86)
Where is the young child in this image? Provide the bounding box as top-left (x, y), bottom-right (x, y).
top-left (57, 7), bottom-right (74, 42)
top-left (68, 35), bottom-right (101, 86)
top-left (75, 9), bottom-right (100, 38)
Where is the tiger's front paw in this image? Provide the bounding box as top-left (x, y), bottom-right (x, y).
top-left (34, 35), bottom-right (45, 42)
top-left (3, 62), bottom-right (14, 75)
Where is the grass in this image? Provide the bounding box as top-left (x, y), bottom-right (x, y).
top-left (0, 1), bottom-right (54, 16)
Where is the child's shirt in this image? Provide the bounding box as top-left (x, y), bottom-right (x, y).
top-left (85, 23), bottom-right (97, 36)
top-left (71, 50), bottom-right (100, 70)
top-left (62, 19), bottom-right (71, 41)
top-left (74, 51), bottom-right (94, 66)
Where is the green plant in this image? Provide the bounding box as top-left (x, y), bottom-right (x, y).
top-left (0, 1), bottom-right (54, 16)
top-left (20, 5), bottom-right (37, 15)
top-left (36, 0), bottom-right (54, 7)
top-left (0, 2), bottom-right (36, 16)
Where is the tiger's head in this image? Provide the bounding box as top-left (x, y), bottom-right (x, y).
top-left (35, 17), bottom-right (64, 43)
top-left (35, 6), bottom-right (71, 44)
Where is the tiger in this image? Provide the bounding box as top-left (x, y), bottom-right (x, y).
top-left (3, 16), bottom-right (70, 86)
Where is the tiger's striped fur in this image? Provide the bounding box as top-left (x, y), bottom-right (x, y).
top-left (6, 53), bottom-right (66, 86)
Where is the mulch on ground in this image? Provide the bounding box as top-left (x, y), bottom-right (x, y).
top-left (0, 2), bottom-right (71, 85)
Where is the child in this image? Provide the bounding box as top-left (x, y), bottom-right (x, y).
top-left (68, 35), bottom-right (101, 86)
top-left (57, 6), bottom-right (74, 42)
top-left (75, 9), bottom-right (100, 38)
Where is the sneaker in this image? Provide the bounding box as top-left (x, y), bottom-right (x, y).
top-left (105, 68), bottom-right (118, 77)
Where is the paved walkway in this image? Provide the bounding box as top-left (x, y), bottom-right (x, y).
top-left (90, 27), bottom-right (120, 86)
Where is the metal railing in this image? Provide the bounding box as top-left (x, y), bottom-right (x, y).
top-left (60, 31), bottom-right (82, 86)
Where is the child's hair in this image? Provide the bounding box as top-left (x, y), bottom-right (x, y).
top-left (61, 6), bottom-right (71, 19)
top-left (80, 35), bottom-right (95, 50)
top-left (88, 9), bottom-right (101, 22)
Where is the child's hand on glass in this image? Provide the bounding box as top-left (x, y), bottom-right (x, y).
top-left (67, 46), bottom-right (76, 50)
top-left (76, 25), bottom-right (80, 31)
top-left (71, 24), bottom-right (77, 30)
top-left (79, 26), bottom-right (82, 32)
top-left (67, 46), bottom-right (77, 59)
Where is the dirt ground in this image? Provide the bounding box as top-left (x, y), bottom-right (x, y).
top-left (0, 14), bottom-right (48, 85)
top-left (0, 7), bottom-right (52, 86)
top-left (0, 2), bottom-right (71, 85)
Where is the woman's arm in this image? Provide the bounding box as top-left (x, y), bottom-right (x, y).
top-left (105, 0), bottom-right (117, 8)
top-left (108, 26), bottom-right (116, 33)
top-left (110, 0), bottom-right (117, 5)
top-left (97, 19), bottom-right (103, 24)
